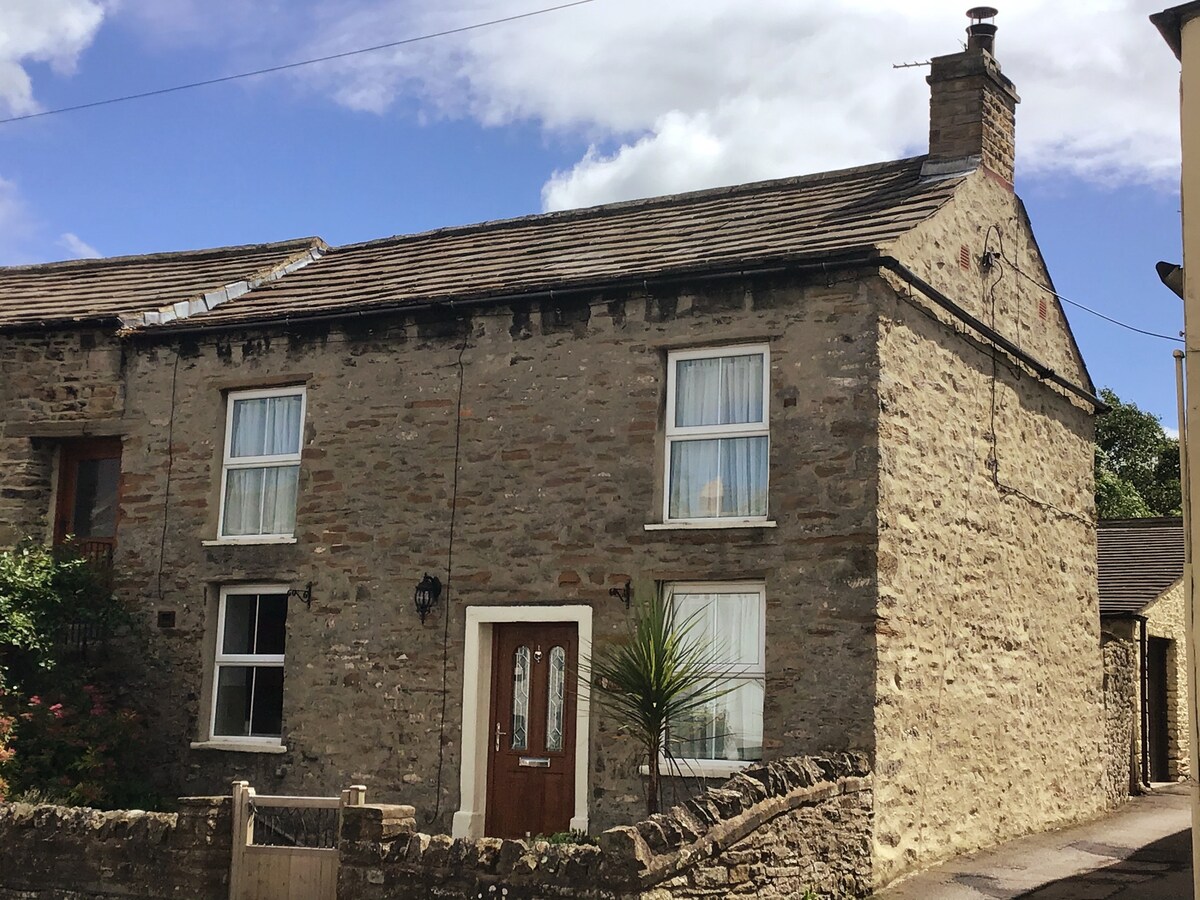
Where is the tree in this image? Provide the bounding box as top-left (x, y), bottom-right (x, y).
top-left (587, 592), bottom-right (731, 816)
top-left (1095, 388), bottom-right (1181, 519)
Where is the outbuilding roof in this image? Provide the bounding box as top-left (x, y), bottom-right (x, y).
top-left (1097, 517), bottom-right (1185, 616)
top-left (141, 154), bottom-right (965, 330)
top-left (0, 238), bottom-right (325, 330)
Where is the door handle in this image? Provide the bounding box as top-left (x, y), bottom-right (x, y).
top-left (495, 721), bottom-right (507, 752)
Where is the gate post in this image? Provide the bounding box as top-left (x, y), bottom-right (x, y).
top-left (229, 781), bottom-right (252, 900)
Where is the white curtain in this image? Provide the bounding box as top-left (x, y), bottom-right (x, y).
top-left (225, 395), bottom-right (301, 536)
top-left (671, 353), bottom-right (765, 518)
top-left (224, 467), bottom-right (298, 536)
top-left (670, 591), bottom-right (764, 761)
top-left (669, 437), bottom-right (767, 518)
top-left (231, 395), bottom-right (302, 457)
top-left (674, 354), bottom-right (762, 427)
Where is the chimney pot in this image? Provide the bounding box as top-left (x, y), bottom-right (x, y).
top-left (924, 7), bottom-right (1020, 185)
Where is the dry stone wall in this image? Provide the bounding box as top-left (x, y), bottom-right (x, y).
top-left (337, 754), bottom-right (873, 899)
top-left (0, 797), bottom-right (229, 899)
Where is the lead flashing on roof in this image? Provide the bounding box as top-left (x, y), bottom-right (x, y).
top-left (118, 241), bottom-right (327, 331)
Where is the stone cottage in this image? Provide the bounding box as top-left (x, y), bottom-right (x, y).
top-left (0, 19), bottom-right (1106, 887)
top-left (1099, 517), bottom-right (1190, 791)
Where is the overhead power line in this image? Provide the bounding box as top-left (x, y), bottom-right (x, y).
top-left (0, 0), bottom-right (597, 126)
top-left (1006, 257), bottom-right (1184, 344)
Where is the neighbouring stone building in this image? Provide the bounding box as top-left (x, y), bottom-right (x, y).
top-left (1098, 517), bottom-right (1190, 791)
top-left (0, 17), bottom-right (1107, 889)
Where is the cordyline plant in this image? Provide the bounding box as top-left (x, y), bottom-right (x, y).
top-left (587, 591), bottom-right (732, 816)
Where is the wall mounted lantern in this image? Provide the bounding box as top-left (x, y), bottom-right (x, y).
top-left (414, 573), bottom-right (442, 624)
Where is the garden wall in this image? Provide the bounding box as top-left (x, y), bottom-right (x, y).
top-left (0, 755), bottom-right (871, 899)
top-left (338, 753), bottom-right (873, 899)
top-left (0, 796), bottom-right (230, 899)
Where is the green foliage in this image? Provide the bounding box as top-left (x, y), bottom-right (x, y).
top-left (1095, 388), bottom-right (1181, 519)
top-left (0, 541), bottom-right (123, 682)
top-left (0, 540), bottom-right (151, 809)
top-left (588, 591), bottom-right (732, 815)
top-left (533, 829), bottom-right (597, 846)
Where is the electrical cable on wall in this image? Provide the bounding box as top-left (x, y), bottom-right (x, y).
top-left (429, 318), bottom-right (468, 825)
top-left (155, 349), bottom-right (181, 602)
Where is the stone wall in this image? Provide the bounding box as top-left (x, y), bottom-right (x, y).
top-left (872, 169), bottom-right (1106, 882)
top-left (1101, 623), bottom-right (1138, 806)
top-left (338, 754), bottom-right (873, 899)
top-left (0, 797), bottom-right (229, 899)
top-left (0, 328), bottom-right (124, 546)
top-left (1144, 581), bottom-right (1191, 780)
top-left (111, 273), bottom-right (881, 832)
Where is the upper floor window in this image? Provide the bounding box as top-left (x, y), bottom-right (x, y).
top-left (665, 345), bottom-right (769, 523)
top-left (54, 437), bottom-right (122, 574)
top-left (219, 387), bottom-right (305, 540)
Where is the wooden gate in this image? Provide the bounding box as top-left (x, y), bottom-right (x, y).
top-left (230, 781), bottom-right (365, 900)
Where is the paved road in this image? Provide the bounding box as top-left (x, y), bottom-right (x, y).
top-left (873, 784), bottom-right (1192, 899)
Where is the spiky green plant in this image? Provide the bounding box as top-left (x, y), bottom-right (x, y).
top-left (587, 590), bottom-right (732, 815)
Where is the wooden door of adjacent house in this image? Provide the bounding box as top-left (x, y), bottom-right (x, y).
top-left (485, 622), bottom-right (577, 838)
top-left (1147, 637), bottom-right (1171, 782)
top-left (54, 437), bottom-right (122, 566)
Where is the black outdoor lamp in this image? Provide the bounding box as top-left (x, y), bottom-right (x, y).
top-left (414, 573), bottom-right (442, 624)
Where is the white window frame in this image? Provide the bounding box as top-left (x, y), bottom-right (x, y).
top-left (663, 344), bottom-right (770, 525)
top-left (206, 584), bottom-right (288, 749)
top-left (660, 581), bottom-right (766, 778)
top-left (216, 385), bottom-right (306, 542)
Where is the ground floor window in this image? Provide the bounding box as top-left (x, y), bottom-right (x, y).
top-left (211, 586), bottom-right (288, 743)
top-left (665, 582), bottom-right (765, 764)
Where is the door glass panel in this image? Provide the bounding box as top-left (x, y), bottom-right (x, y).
top-left (71, 457), bottom-right (120, 539)
top-left (546, 645), bottom-right (566, 752)
top-left (512, 646), bottom-right (530, 750)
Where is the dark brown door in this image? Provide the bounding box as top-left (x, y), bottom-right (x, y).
top-left (54, 438), bottom-right (122, 566)
top-left (485, 622), bottom-right (577, 838)
top-left (1147, 637), bottom-right (1171, 782)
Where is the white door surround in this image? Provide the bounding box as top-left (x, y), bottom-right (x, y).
top-left (452, 604), bottom-right (593, 840)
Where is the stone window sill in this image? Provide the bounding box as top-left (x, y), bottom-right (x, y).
top-left (201, 536), bottom-right (298, 547)
top-left (638, 758), bottom-right (752, 779)
top-left (644, 520), bottom-right (776, 531)
top-left (190, 740), bottom-right (288, 754)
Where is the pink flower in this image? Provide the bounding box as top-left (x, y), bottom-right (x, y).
top-left (49, 704), bottom-right (64, 719)
top-left (28, 696), bottom-right (41, 706)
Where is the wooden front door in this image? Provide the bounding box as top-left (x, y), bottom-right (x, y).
top-left (485, 622), bottom-right (578, 838)
top-left (54, 438), bottom-right (122, 565)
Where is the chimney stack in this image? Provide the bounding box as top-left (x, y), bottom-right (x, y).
top-left (924, 7), bottom-right (1020, 186)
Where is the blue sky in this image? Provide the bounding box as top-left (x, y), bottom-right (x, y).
top-left (0, 0), bottom-right (1189, 425)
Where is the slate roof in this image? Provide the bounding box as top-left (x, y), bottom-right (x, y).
top-left (1097, 518), bottom-right (1185, 616)
top-left (151, 155), bottom-right (965, 329)
top-left (0, 238), bottom-right (325, 330)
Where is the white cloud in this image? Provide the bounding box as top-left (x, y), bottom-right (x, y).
top-left (0, 0), bottom-right (107, 115)
top-left (58, 232), bottom-right (101, 259)
top-left (112, 0), bottom-right (1186, 209)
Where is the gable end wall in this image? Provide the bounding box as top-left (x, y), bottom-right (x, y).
top-left (872, 179), bottom-right (1105, 883)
